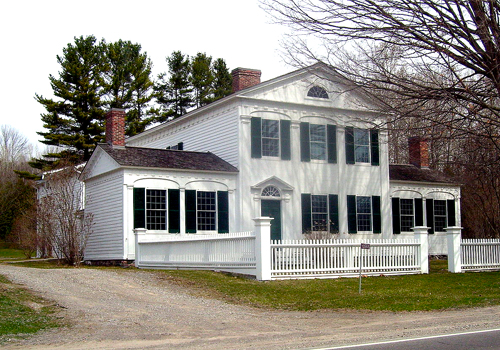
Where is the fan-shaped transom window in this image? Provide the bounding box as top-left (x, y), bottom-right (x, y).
top-left (307, 86), bottom-right (328, 99)
top-left (262, 186), bottom-right (281, 197)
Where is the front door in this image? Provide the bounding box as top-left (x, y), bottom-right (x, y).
top-left (261, 200), bottom-right (281, 241)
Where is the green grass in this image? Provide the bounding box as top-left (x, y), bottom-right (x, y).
top-left (0, 275), bottom-right (64, 342)
top-left (158, 262), bottom-right (500, 312)
top-left (0, 248), bottom-right (31, 260)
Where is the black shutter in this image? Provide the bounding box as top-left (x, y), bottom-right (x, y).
top-left (329, 194), bottom-right (339, 233)
top-left (392, 198), bottom-right (401, 234)
top-left (447, 199), bottom-right (456, 227)
top-left (168, 189), bottom-right (180, 233)
top-left (217, 191), bottom-right (229, 233)
top-left (300, 122), bottom-right (311, 162)
top-left (177, 142), bottom-right (183, 150)
top-left (347, 195), bottom-right (357, 233)
top-left (301, 194), bottom-right (312, 233)
top-left (251, 117), bottom-right (262, 158)
top-left (280, 120), bottom-right (291, 160)
top-left (370, 129), bottom-right (380, 166)
top-left (372, 196), bottom-right (381, 233)
top-left (345, 127), bottom-right (355, 164)
top-left (185, 190), bottom-right (197, 233)
top-left (133, 188), bottom-right (145, 229)
top-left (426, 199), bottom-right (434, 234)
top-left (327, 124), bottom-right (337, 164)
top-left (415, 198), bottom-right (423, 226)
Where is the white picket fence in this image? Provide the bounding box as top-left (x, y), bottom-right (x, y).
top-left (271, 239), bottom-right (421, 279)
top-left (461, 239), bottom-right (500, 271)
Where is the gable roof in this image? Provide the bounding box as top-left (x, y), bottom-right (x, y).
top-left (389, 164), bottom-right (457, 184)
top-left (98, 144), bottom-right (238, 173)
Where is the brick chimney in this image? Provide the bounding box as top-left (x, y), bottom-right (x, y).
top-left (231, 68), bottom-right (261, 93)
top-left (408, 136), bottom-right (429, 168)
top-left (106, 108), bottom-right (126, 147)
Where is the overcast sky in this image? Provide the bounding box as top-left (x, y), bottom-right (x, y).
top-left (0, 0), bottom-right (291, 150)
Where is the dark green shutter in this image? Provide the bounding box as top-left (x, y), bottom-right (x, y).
top-left (447, 199), bottom-right (456, 227)
top-left (372, 196), bottom-right (381, 233)
top-left (280, 120), bottom-right (291, 160)
top-left (301, 194), bottom-right (312, 233)
top-left (251, 117), bottom-right (262, 158)
top-left (392, 198), bottom-right (401, 234)
top-left (370, 129), bottom-right (380, 166)
top-left (347, 195), bottom-right (357, 233)
top-left (327, 125), bottom-right (337, 164)
top-left (426, 199), bottom-right (434, 234)
top-left (300, 122), bottom-right (311, 162)
top-left (217, 191), bottom-right (229, 233)
top-left (185, 190), bottom-right (197, 233)
top-left (133, 188), bottom-right (145, 229)
top-left (415, 198), bottom-right (423, 226)
top-left (345, 127), bottom-right (355, 164)
top-left (329, 194), bottom-right (339, 233)
top-left (168, 189), bottom-right (180, 233)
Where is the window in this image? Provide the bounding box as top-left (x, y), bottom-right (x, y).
top-left (392, 198), bottom-right (423, 234)
top-left (400, 199), bottom-right (414, 232)
top-left (133, 188), bottom-right (180, 233)
top-left (425, 199), bottom-right (456, 234)
top-left (345, 127), bottom-right (379, 166)
top-left (300, 123), bottom-right (337, 163)
top-left (262, 119), bottom-right (280, 157)
top-left (146, 190), bottom-right (167, 230)
top-left (251, 117), bottom-right (291, 160)
top-left (262, 186), bottom-right (280, 197)
top-left (197, 191), bottom-right (216, 231)
top-left (185, 190), bottom-right (229, 233)
top-left (434, 200), bottom-right (447, 232)
top-left (301, 194), bottom-right (339, 233)
top-left (307, 86), bottom-right (329, 99)
top-left (347, 195), bottom-right (381, 233)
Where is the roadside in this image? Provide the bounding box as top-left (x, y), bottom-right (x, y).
top-left (1, 264), bottom-right (499, 350)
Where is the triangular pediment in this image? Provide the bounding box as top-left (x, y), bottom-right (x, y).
top-left (80, 145), bottom-right (121, 181)
top-left (251, 176), bottom-right (294, 192)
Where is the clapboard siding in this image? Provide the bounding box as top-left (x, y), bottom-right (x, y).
top-left (127, 106), bottom-right (240, 167)
top-left (84, 171), bottom-right (124, 260)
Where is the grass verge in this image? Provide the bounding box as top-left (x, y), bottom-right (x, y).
top-left (0, 275), bottom-right (65, 342)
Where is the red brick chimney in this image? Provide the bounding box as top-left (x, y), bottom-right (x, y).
top-left (231, 68), bottom-right (261, 93)
top-left (408, 136), bottom-right (429, 168)
top-left (106, 108), bottom-right (126, 147)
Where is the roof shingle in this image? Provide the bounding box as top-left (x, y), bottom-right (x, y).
top-left (389, 164), bottom-right (456, 184)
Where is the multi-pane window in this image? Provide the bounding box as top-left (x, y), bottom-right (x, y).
top-left (310, 124), bottom-right (327, 160)
top-left (354, 129), bottom-right (370, 163)
top-left (197, 191), bottom-right (216, 231)
top-left (356, 196), bottom-right (372, 231)
top-left (400, 199), bottom-right (414, 232)
top-left (262, 119), bottom-right (280, 157)
top-left (311, 195), bottom-right (328, 231)
top-left (307, 86), bottom-right (329, 99)
top-left (434, 200), bottom-right (447, 232)
top-left (146, 190), bottom-right (166, 230)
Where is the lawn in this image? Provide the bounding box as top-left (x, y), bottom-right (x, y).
top-left (0, 248), bottom-right (31, 260)
top-left (0, 275), bottom-right (65, 342)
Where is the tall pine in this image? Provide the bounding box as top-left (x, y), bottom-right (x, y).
top-left (190, 53), bottom-right (214, 108)
top-left (212, 58), bottom-right (232, 101)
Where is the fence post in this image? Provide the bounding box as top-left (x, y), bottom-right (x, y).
top-left (253, 217), bottom-right (272, 281)
top-left (412, 226), bottom-right (429, 274)
top-left (445, 226), bottom-right (463, 273)
top-left (134, 228), bottom-right (147, 268)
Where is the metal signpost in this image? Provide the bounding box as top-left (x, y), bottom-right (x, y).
top-left (359, 243), bottom-right (370, 294)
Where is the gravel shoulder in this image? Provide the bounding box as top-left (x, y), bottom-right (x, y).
top-left (1, 264), bottom-right (499, 350)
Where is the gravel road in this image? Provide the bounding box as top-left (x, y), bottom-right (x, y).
top-left (1, 264), bottom-right (499, 350)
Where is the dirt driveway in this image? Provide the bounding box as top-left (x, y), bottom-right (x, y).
top-left (1, 265), bottom-right (499, 350)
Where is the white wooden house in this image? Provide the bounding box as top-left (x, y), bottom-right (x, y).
top-left (80, 64), bottom-right (460, 262)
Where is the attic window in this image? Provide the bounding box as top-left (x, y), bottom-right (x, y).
top-left (307, 86), bottom-right (328, 99)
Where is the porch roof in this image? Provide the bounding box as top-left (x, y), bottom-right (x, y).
top-left (389, 164), bottom-right (457, 184)
top-left (99, 144), bottom-right (238, 173)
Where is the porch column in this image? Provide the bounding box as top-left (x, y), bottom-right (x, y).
top-left (134, 228), bottom-right (147, 268)
top-left (254, 217), bottom-right (272, 281)
top-left (446, 226), bottom-right (463, 273)
top-left (412, 226), bottom-right (429, 274)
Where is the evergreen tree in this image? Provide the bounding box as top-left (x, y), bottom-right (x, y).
top-left (211, 58), bottom-right (232, 101)
top-left (155, 51), bottom-right (193, 122)
top-left (35, 35), bottom-right (107, 166)
top-left (190, 53), bottom-right (214, 108)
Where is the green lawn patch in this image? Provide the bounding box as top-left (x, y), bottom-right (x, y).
top-left (0, 248), bottom-right (31, 261)
top-left (0, 275), bottom-right (65, 342)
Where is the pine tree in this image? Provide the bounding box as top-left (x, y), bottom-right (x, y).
top-left (190, 53), bottom-right (214, 108)
top-left (155, 51), bottom-right (193, 122)
top-left (212, 58), bottom-right (232, 101)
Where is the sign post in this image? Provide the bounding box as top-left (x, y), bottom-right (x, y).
top-left (359, 243), bottom-right (370, 294)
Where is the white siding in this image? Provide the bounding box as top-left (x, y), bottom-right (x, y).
top-left (127, 105), bottom-right (240, 167)
top-left (85, 171), bottom-right (125, 260)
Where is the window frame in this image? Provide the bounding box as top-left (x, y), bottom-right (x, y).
top-left (261, 119), bottom-right (280, 158)
top-left (301, 193), bottom-right (339, 234)
top-left (399, 198), bottom-right (415, 232)
top-left (354, 129), bottom-right (370, 164)
top-left (196, 191), bottom-right (217, 232)
top-left (146, 189), bottom-right (167, 231)
top-left (307, 86), bottom-right (329, 99)
top-left (309, 124), bottom-right (327, 161)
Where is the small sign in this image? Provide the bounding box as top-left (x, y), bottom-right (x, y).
top-left (361, 243), bottom-right (371, 250)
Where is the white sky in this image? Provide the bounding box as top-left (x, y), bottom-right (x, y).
top-left (0, 0), bottom-right (291, 149)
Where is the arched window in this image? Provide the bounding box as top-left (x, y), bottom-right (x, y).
top-left (307, 86), bottom-right (329, 99)
top-left (262, 186), bottom-right (280, 198)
